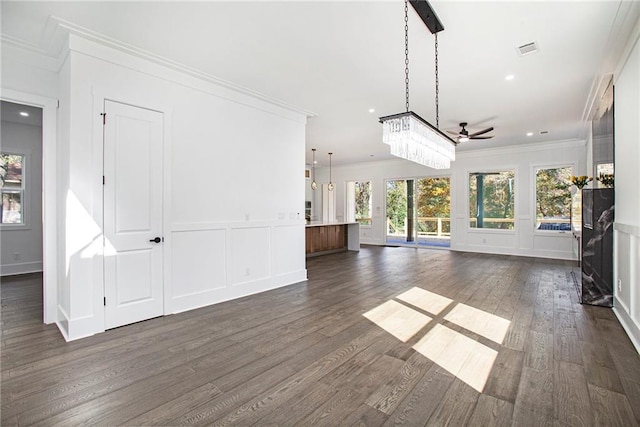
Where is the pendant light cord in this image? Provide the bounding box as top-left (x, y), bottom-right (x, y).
top-left (435, 33), bottom-right (439, 129)
top-left (404, 0), bottom-right (410, 113)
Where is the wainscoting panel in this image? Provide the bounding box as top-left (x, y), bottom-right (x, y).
top-left (167, 222), bottom-right (306, 315)
top-left (229, 226), bottom-right (271, 286)
top-left (272, 225), bottom-right (305, 277)
top-left (613, 222), bottom-right (640, 353)
top-left (532, 233), bottom-right (573, 260)
top-left (171, 229), bottom-right (227, 297)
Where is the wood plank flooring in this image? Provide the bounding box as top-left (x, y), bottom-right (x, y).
top-left (2, 247), bottom-right (640, 426)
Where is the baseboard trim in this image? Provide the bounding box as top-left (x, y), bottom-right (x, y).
top-left (613, 296), bottom-right (640, 355)
top-left (1, 261), bottom-right (43, 276)
top-left (168, 270), bottom-right (308, 315)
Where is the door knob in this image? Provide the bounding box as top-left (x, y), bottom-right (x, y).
top-left (149, 237), bottom-right (162, 243)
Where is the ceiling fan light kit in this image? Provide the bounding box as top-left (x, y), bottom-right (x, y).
top-left (379, 0), bottom-right (456, 170)
top-left (447, 122), bottom-right (494, 144)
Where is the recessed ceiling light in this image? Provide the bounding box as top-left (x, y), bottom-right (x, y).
top-left (19, 111), bottom-right (29, 117)
top-left (368, 108), bottom-right (375, 113)
top-left (526, 132), bottom-right (533, 136)
top-left (505, 74), bottom-right (515, 81)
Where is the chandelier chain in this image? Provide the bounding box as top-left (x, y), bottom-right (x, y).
top-left (435, 33), bottom-right (439, 129)
top-left (404, 0), bottom-right (409, 113)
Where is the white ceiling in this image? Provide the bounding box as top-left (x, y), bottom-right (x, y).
top-left (1, 101), bottom-right (43, 128)
top-left (2, 1), bottom-right (638, 166)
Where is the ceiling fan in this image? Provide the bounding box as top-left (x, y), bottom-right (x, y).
top-left (447, 122), bottom-right (494, 143)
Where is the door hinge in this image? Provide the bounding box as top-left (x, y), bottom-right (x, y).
top-left (56, 100), bottom-right (60, 109)
top-left (103, 176), bottom-right (105, 185)
top-left (100, 112), bottom-right (106, 125)
top-left (104, 297), bottom-right (106, 306)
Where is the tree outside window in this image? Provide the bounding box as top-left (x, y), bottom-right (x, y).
top-left (0, 153), bottom-right (25, 224)
top-left (535, 166), bottom-right (572, 230)
top-left (416, 177), bottom-right (451, 235)
top-left (354, 181), bottom-right (372, 225)
top-left (469, 171), bottom-right (515, 230)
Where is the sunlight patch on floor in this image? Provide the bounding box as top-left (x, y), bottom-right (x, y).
top-left (396, 287), bottom-right (453, 315)
top-left (412, 324), bottom-right (498, 392)
top-left (363, 300), bottom-right (432, 342)
top-left (363, 287), bottom-right (511, 392)
top-left (443, 303), bottom-right (511, 344)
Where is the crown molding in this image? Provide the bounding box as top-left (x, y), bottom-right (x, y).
top-left (455, 138), bottom-right (585, 159)
top-left (3, 15), bottom-right (316, 119)
top-left (50, 16), bottom-right (316, 118)
top-left (0, 34), bottom-right (63, 72)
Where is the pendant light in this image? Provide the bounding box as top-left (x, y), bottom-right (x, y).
top-left (378, 0), bottom-right (456, 170)
top-left (328, 152), bottom-right (334, 191)
top-left (311, 148), bottom-right (318, 190)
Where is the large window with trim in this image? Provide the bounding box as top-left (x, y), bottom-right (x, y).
top-left (0, 153), bottom-right (25, 224)
top-left (469, 170), bottom-right (515, 230)
top-left (535, 166), bottom-right (572, 231)
top-left (347, 181), bottom-right (372, 225)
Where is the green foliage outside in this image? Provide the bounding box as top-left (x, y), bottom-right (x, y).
top-left (354, 182), bottom-right (372, 225)
top-left (416, 178), bottom-right (451, 234)
top-left (536, 166), bottom-right (572, 220)
top-left (385, 168), bottom-right (571, 235)
top-left (386, 180), bottom-right (408, 234)
top-left (0, 154), bottom-right (22, 188)
top-left (469, 171), bottom-right (515, 229)
top-left (386, 178), bottom-right (450, 235)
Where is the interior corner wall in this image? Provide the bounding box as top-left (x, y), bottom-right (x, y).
top-left (317, 140), bottom-right (586, 260)
top-left (57, 35), bottom-right (307, 339)
top-left (56, 51), bottom-right (72, 338)
top-left (612, 30), bottom-right (640, 352)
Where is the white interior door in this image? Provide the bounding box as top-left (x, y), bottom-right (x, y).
top-left (103, 100), bottom-right (164, 330)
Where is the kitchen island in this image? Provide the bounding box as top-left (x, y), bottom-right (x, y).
top-left (305, 221), bottom-right (360, 257)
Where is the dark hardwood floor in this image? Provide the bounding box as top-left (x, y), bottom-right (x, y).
top-left (2, 246), bottom-right (640, 426)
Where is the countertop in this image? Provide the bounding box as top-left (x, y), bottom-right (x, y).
top-left (305, 221), bottom-right (359, 228)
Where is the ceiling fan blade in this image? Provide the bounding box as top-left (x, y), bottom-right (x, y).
top-left (446, 130), bottom-right (460, 135)
top-left (469, 135), bottom-right (494, 140)
top-left (469, 127), bottom-right (494, 137)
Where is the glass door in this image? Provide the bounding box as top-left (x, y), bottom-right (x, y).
top-left (385, 179), bottom-right (412, 245)
top-left (415, 177), bottom-right (451, 248)
top-left (385, 177), bottom-right (450, 248)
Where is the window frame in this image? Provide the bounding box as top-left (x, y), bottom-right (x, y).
top-left (0, 150), bottom-right (30, 230)
top-left (467, 168), bottom-right (517, 233)
top-left (346, 180), bottom-right (373, 227)
top-left (532, 162), bottom-right (574, 234)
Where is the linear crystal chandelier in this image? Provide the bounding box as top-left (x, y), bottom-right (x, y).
top-left (379, 0), bottom-right (456, 170)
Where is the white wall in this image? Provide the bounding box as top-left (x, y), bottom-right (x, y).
top-left (312, 140), bottom-right (586, 260)
top-left (52, 34), bottom-right (307, 340)
top-left (0, 43), bottom-right (59, 100)
top-left (0, 120), bottom-right (43, 275)
top-left (613, 24), bottom-right (640, 352)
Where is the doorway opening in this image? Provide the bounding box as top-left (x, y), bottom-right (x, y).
top-left (385, 177), bottom-right (451, 248)
top-left (0, 100), bottom-right (44, 275)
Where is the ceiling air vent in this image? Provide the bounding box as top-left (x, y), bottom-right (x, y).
top-left (517, 41), bottom-right (539, 56)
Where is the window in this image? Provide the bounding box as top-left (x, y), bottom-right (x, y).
top-left (347, 181), bottom-right (372, 225)
top-left (469, 171), bottom-right (515, 230)
top-left (595, 163), bottom-right (614, 188)
top-left (535, 166), bottom-right (572, 231)
top-left (0, 153), bottom-right (25, 224)
top-left (0, 153), bottom-right (24, 224)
